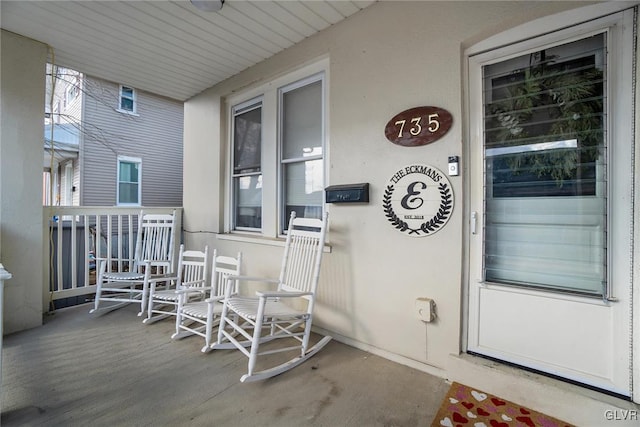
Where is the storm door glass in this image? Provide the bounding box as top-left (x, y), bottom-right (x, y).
top-left (482, 33), bottom-right (607, 295)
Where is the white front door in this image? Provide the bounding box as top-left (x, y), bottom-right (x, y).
top-left (467, 10), bottom-right (634, 396)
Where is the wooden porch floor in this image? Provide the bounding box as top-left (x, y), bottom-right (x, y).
top-left (2, 303), bottom-right (449, 426)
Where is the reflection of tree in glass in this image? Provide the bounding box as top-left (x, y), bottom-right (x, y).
top-left (486, 53), bottom-right (604, 187)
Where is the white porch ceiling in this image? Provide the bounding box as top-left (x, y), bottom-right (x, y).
top-left (1, 0), bottom-right (374, 101)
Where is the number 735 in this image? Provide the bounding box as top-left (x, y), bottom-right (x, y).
top-left (395, 113), bottom-right (440, 138)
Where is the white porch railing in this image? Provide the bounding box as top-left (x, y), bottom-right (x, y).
top-left (42, 207), bottom-right (182, 311)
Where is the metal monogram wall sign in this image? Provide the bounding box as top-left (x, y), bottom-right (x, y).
top-left (383, 164), bottom-right (453, 236)
top-left (385, 106), bottom-right (453, 147)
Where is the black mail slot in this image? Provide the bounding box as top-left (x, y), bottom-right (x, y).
top-left (325, 183), bottom-right (369, 203)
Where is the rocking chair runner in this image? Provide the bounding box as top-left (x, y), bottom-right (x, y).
top-left (171, 250), bottom-right (242, 351)
top-left (89, 210), bottom-right (177, 317)
top-left (212, 211), bottom-right (330, 382)
top-left (144, 244), bottom-right (209, 325)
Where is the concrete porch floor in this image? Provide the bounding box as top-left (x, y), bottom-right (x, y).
top-left (1, 303), bottom-right (449, 426)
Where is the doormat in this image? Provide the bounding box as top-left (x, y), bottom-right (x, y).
top-left (431, 382), bottom-right (574, 427)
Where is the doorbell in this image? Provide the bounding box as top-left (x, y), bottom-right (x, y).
top-left (448, 156), bottom-right (459, 176)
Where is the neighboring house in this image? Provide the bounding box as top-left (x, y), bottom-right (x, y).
top-left (44, 66), bottom-right (184, 207)
top-left (43, 123), bottom-right (80, 206)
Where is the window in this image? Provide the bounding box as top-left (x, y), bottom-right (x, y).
top-left (481, 33), bottom-right (607, 295)
top-left (117, 157), bottom-right (141, 205)
top-left (64, 85), bottom-right (79, 108)
top-left (484, 35), bottom-right (605, 199)
top-left (229, 61), bottom-right (326, 236)
top-left (232, 100), bottom-right (263, 230)
top-left (280, 78), bottom-right (324, 226)
top-left (119, 85), bottom-right (136, 113)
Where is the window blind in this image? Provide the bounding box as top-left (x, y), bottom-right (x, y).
top-left (281, 79), bottom-right (323, 220)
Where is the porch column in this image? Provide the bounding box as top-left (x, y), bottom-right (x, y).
top-left (0, 30), bottom-right (48, 333)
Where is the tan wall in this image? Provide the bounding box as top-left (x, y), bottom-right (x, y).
top-left (182, 2), bottom-right (600, 371)
top-left (1, 30), bottom-right (48, 333)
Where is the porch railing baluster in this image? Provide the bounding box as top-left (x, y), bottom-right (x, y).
top-left (42, 207), bottom-right (182, 311)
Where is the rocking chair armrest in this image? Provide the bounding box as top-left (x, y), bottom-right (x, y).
top-left (148, 273), bottom-right (178, 281)
top-left (204, 295), bottom-right (224, 303)
top-left (227, 275), bottom-right (280, 285)
top-left (255, 290), bottom-right (312, 298)
top-left (141, 260), bottom-right (172, 269)
top-left (223, 275), bottom-right (280, 295)
top-left (175, 287), bottom-right (207, 295)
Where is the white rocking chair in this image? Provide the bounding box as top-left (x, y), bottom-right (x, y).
top-left (144, 244), bottom-right (209, 325)
top-left (171, 250), bottom-right (242, 351)
top-left (212, 211), bottom-right (330, 382)
top-left (89, 211), bottom-right (177, 317)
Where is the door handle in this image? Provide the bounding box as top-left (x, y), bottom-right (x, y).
top-left (471, 211), bottom-right (478, 234)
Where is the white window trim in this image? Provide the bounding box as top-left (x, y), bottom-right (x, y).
top-left (116, 156), bottom-right (141, 206)
top-left (117, 85), bottom-right (138, 115)
top-left (225, 57), bottom-right (329, 239)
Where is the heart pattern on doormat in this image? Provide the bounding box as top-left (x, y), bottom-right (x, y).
top-left (431, 382), bottom-right (574, 427)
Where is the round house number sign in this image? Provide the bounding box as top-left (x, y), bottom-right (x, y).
top-left (383, 164), bottom-right (453, 237)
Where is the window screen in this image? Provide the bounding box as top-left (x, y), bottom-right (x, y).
top-left (281, 79), bottom-right (323, 225)
top-left (232, 102), bottom-right (262, 230)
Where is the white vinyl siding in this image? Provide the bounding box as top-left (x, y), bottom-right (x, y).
top-left (81, 76), bottom-right (183, 207)
top-left (50, 66), bottom-right (83, 125)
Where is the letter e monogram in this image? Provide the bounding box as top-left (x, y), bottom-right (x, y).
top-left (401, 181), bottom-right (427, 210)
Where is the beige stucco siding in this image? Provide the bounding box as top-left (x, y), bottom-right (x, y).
top-left (183, 1), bottom-right (599, 371)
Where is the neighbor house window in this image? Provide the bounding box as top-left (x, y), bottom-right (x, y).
top-left (119, 85), bottom-right (136, 113)
top-left (117, 156), bottom-right (141, 205)
top-left (228, 60), bottom-right (326, 236)
top-left (65, 85), bottom-right (79, 107)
